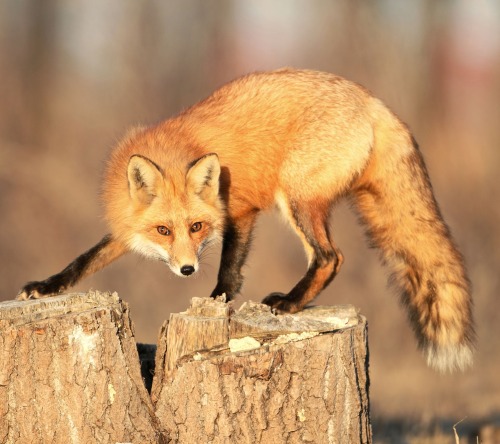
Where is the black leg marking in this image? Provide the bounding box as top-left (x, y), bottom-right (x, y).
top-left (211, 214), bottom-right (257, 301)
top-left (18, 234), bottom-right (114, 299)
top-left (262, 200), bottom-right (343, 313)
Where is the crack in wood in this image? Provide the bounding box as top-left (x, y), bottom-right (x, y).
top-left (1, 291), bottom-right (371, 443)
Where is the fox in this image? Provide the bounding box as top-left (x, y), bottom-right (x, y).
top-left (18, 68), bottom-right (474, 372)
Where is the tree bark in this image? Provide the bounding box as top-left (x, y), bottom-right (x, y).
top-left (152, 298), bottom-right (371, 444)
top-left (0, 292), bottom-right (371, 444)
top-left (0, 291), bottom-right (161, 444)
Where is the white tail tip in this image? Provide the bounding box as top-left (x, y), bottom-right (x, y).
top-left (426, 343), bottom-right (474, 373)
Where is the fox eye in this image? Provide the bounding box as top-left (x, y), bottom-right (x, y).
top-left (190, 222), bottom-right (202, 233)
top-left (157, 226), bottom-right (170, 236)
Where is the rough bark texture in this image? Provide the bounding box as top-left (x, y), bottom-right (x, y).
top-left (152, 298), bottom-right (371, 444)
top-left (164, 297), bottom-right (231, 372)
top-left (0, 291), bottom-right (160, 444)
top-left (1, 293), bottom-right (371, 443)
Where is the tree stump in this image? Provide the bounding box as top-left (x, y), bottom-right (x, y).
top-left (0, 292), bottom-right (371, 443)
top-left (0, 291), bottom-right (161, 444)
top-left (152, 297), bottom-right (371, 444)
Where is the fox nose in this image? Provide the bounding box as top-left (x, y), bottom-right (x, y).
top-left (180, 265), bottom-right (195, 276)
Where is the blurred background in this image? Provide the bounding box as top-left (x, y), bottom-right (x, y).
top-left (1, 0), bottom-right (499, 441)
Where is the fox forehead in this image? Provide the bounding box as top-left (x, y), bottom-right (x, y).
top-left (145, 187), bottom-right (219, 226)
top-left (156, 177), bottom-right (186, 204)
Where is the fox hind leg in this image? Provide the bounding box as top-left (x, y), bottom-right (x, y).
top-left (262, 199), bottom-right (343, 313)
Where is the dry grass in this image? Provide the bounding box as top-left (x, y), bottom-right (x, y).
top-left (372, 415), bottom-right (500, 443)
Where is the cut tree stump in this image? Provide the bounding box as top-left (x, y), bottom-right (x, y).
top-left (152, 297), bottom-right (371, 444)
top-left (0, 291), bottom-right (371, 444)
top-left (0, 291), bottom-right (161, 444)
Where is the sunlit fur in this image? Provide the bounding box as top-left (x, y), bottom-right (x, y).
top-left (107, 150), bottom-right (225, 278)
top-left (20, 69), bottom-right (474, 372)
top-left (352, 100), bottom-right (474, 372)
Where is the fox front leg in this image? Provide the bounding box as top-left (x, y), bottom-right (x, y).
top-left (210, 213), bottom-right (257, 301)
top-left (17, 234), bottom-right (126, 299)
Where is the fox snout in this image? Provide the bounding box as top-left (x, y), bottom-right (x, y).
top-left (180, 265), bottom-right (195, 276)
top-left (167, 257), bottom-right (199, 278)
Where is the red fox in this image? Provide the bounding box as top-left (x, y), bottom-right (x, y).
top-left (18, 68), bottom-right (474, 372)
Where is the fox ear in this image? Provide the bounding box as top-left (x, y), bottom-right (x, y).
top-left (127, 155), bottom-right (163, 204)
top-left (186, 153), bottom-right (220, 201)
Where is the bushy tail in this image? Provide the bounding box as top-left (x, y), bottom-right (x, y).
top-left (352, 106), bottom-right (475, 372)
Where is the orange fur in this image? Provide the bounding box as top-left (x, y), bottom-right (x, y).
top-left (20, 69), bottom-right (474, 372)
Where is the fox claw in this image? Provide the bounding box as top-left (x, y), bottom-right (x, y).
top-left (16, 290), bottom-right (29, 301)
top-left (17, 281), bottom-right (61, 301)
top-left (262, 292), bottom-right (301, 314)
top-left (17, 284), bottom-right (42, 300)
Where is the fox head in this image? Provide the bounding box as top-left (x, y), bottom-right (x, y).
top-left (121, 152), bottom-right (225, 277)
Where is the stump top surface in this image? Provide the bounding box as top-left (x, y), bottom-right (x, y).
top-left (229, 300), bottom-right (360, 338)
top-left (0, 291), bottom-right (121, 324)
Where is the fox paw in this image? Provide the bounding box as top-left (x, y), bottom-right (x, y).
top-left (17, 281), bottom-right (60, 301)
top-left (261, 292), bottom-right (301, 314)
